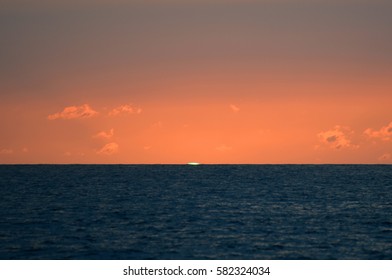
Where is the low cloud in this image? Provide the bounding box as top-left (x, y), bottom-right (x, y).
top-left (97, 142), bottom-right (119, 155)
top-left (364, 121), bottom-right (392, 141)
top-left (0, 148), bottom-right (13, 155)
top-left (318, 126), bottom-right (357, 149)
top-left (216, 145), bottom-right (232, 152)
top-left (109, 104), bottom-right (142, 116)
top-left (230, 104), bottom-right (240, 113)
top-left (48, 104), bottom-right (98, 120)
top-left (378, 153), bottom-right (391, 162)
top-left (94, 129), bottom-right (114, 139)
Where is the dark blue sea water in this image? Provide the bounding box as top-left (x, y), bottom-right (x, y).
top-left (0, 165), bottom-right (391, 259)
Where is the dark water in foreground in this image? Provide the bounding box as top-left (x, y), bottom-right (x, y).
top-left (0, 165), bottom-right (391, 259)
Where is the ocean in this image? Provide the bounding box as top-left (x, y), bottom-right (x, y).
top-left (0, 164), bottom-right (391, 259)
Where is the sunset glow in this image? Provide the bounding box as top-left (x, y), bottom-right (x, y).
top-left (1, 0), bottom-right (391, 164)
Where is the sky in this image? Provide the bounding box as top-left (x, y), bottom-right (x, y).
top-left (1, 0), bottom-right (391, 164)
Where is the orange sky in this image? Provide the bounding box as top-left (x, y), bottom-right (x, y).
top-left (1, 0), bottom-right (391, 163)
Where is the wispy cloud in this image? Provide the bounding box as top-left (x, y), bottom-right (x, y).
top-left (97, 142), bottom-right (119, 155)
top-left (93, 129), bottom-right (114, 139)
top-left (109, 104), bottom-right (142, 116)
top-left (0, 148), bottom-right (13, 155)
top-left (48, 104), bottom-right (98, 120)
top-left (364, 121), bottom-right (392, 141)
top-left (152, 121), bottom-right (163, 129)
top-left (230, 104), bottom-right (240, 113)
top-left (318, 126), bottom-right (357, 149)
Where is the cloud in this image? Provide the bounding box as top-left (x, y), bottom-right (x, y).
top-left (364, 121), bottom-right (392, 141)
top-left (48, 104), bottom-right (98, 120)
top-left (109, 104), bottom-right (142, 116)
top-left (216, 145), bottom-right (232, 152)
top-left (94, 129), bottom-right (114, 139)
top-left (230, 104), bottom-right (240, 113)
top-left (378, 153), bottom-right (391, 162)
top-left (97, 142), bottom-right (119, 155)
top-left (64, 151), bottom-right (86, 157)
top-left (0, 148), bottom-right (13, 155)
top-left (152, 121), bottom-right (163, 129)
top-left (318, 126), bottom-right (357, 149)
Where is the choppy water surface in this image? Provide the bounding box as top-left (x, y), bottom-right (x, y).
top-left (0, 165), bottom-right (391, 259)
